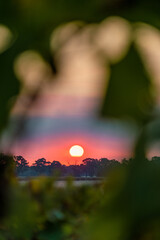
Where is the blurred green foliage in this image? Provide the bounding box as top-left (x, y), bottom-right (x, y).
top-left (1, 156), bottom-right (160, 240)
top-left (0, 162), bottom-right (102, 240)
top-left (1, 0), bottom-right (160, 240)
top-left (101, 43), bottom-right (154, 124)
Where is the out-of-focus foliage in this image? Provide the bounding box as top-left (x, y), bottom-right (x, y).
top-left (101, 44), bottom-right (154, 124)
top-left (0, 154), bottom-right (102, 240)
top-left (1, 0), bottom-right (160, 240)
top-left (0, 155), bottom-right (160, 240)
top-left (87, 158), bottom-right (160, 240)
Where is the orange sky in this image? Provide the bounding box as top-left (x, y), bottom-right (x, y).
top-left (10, 128), bottom-right (134, 165)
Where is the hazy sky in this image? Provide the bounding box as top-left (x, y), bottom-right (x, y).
top-left (4, 17), bottom-right (160, 164)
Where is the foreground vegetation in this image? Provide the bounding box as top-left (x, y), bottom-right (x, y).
top-left (0, 154), bottom-right (160, 240)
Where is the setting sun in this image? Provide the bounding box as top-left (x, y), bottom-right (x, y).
top-left (69, 145), bottom-right (84, 157)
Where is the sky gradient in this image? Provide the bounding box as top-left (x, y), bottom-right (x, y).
top-left (5, 18), bottom-right (160, 165)
top-left (7, 116), bottom-right (135, 165)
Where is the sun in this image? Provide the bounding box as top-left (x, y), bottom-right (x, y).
top-left (69, 145), bottom-right (84, 157)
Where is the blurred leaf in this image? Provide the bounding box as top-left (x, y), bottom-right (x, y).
top-left (0, 45), bottom-right (20, 133)
top-left (110, 0), bottom-right (160, 29)
top-left (101, 44), bottom-right (154, 124)
top-left (0, 154), bottom-right (15, 220)
top-left (6, 185), bottom-right (40, 239)
top-left (38, 229), bottom-right (62, 240)
top-left (47, 209), bottom-right (65, 222)
top-left (87, 160), bottom-right (160, 240)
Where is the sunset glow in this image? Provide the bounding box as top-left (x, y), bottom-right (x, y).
top-left (69, 145), bottom-right (84, 157)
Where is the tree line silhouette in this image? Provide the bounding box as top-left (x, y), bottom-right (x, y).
top-left (14, 155), bottom-right (160, 177)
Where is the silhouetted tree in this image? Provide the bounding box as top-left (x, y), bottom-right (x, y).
top-left (51, 161), bottom-right (61, 168)
top-left (82, 158), bottom-right (99, 177)
top-left (50, 161), bottom-right (62, 175)
top-left (15, 155), bottom-right (29, 175)
top-left (14, 156), bottom-right (152, 177)
top-left (33, 158), bottom-right (51, 175)
top-left (33, 158), bottom-right (50, 167)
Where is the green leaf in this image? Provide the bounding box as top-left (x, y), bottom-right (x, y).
top-left (38, 227), bottom-right (63, 240)
top-left (0, 43), bottom-right (20, 133)
top-left (101, 44), bottom-right (154, 124)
